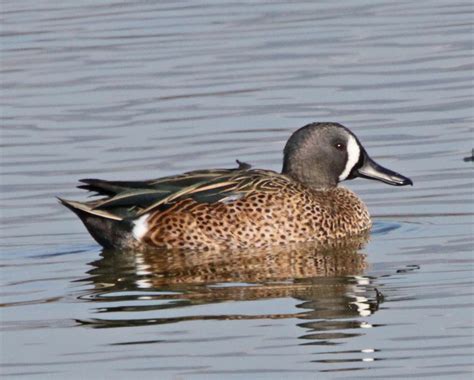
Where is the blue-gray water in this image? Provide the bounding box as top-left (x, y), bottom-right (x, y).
top-left (1, 1), bottom-right (473, 379)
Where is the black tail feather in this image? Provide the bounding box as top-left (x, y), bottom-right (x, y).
top-left (58, 198), bottom-right (133, 249)
top-left (78, 179), bottom-right (119, 196)
top-left (78, 178), bottom-right (156, 196)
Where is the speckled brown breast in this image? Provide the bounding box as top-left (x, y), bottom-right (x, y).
top-left (141, 180), bottom-right (371, 250)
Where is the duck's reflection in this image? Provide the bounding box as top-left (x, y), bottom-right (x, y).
top-left (78, 235), bottom-right (382, 345)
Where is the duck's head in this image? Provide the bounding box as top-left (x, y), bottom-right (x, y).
top-left (282, 122), bottom-right (413, 189)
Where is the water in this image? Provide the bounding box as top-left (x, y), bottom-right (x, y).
top-left (1, 0), bottom-right (473, 378)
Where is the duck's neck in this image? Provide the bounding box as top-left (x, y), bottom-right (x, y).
top-left (281, 161), bottom-right (338, 190)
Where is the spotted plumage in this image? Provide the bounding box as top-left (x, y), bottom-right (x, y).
top-left (59, 122), bottom-right (412, 251)
top-left (137, 170), bottom-right (370, 250)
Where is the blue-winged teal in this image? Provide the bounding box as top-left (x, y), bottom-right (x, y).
top-left (59, 122), bottom-right (412, 250)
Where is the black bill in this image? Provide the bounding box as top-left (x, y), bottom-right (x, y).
top-left (351, 150), bottom-right (413, 186)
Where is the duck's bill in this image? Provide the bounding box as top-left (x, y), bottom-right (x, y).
top-left (354, 153), bottom-right (413, 186)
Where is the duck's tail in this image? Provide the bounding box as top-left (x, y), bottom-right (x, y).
top-left (58, 198), bottom-right (133, 249)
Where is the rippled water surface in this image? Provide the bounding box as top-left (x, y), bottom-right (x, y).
top-left (1, 1), bottom-right (473, 378)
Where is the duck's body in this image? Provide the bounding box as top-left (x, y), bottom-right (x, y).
top-left (60, 122), bottom-right (411, 251)
top-left (61, 167), bottom-right (370, 250)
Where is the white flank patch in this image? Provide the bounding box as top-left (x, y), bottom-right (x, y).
top-left (338, 134), bottom-right (361, 181)
top-left (132, 214), bottom-right (149, 241)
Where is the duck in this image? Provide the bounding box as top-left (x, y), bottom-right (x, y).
top-left (59, 122), bottom-right (412, 251)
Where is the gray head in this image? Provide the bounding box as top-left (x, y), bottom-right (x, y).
top-left (282, 122), bottom-right (412, 189)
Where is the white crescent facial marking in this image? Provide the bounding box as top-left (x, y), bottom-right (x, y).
top-left (132, 214), bottom-right (149, 241)
top-left (338, 134), bottom-right (361, 181)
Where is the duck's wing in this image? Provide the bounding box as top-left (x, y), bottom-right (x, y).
top-left (75, 161), bottom-right (284, 220)
top-left (78, 159), bottom-right (251, 197)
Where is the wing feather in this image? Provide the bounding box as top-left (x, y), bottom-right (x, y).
top-left (73, 161), bottom-right (290, 220)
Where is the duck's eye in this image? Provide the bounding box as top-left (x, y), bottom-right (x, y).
top-left (335, 143), bottom-right (345, 151)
